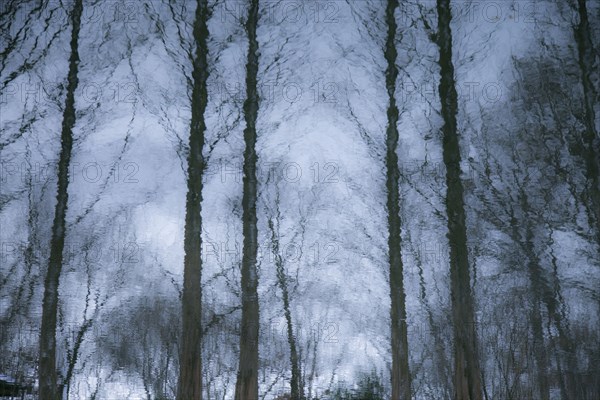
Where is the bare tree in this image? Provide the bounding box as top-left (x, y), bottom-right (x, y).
top-left (383, 0), bottom-right (411, 398)
top-left (434, 1), bottom-right (482, 398)
top-left (264, 170), bottom-right (304, 400)
top-left (38, 0), bottom-right (83, 397)
top-left (573, 0), bottom-right (600, 247)
top-left (235, 0), bottom-right (261, 398)
top-left (177, 0), bottom-right (211, 398)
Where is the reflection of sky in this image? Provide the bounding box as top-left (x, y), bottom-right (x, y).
top-left (1, 0), bottom-right (598, 398)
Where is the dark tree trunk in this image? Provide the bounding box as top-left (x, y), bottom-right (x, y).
top-left (235, 0), bottom-right (261, 399)
top-left (574, 0), bottom-right (600, 246)
top-left (177, 0), bottom-right (210, 398)
top-left (384, 0), bottom-right (411, 398)
top-left (38, 0), bottom-right (83, 398)
top-left (435, 1), bottom-right (483, 399)
top-left (574, 3), bottom-right (600, 397)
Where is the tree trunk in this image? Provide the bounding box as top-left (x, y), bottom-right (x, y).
top-left (384, 0), bottom-right (411, 398)
top-left (574, 0), bottom-right (600, 246)
top-left (38, 0), bottom-right (83, 398)
top-left (177, 0), bottom-right (210, 398)
top-left (435, 1), bottom-right (483, 399)
top-left (268, 217), bottom-right (303, 399)
top-left (574, 3), bottom-right (600, 397)
top-left (235, 0), bottom-right (261, 399)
